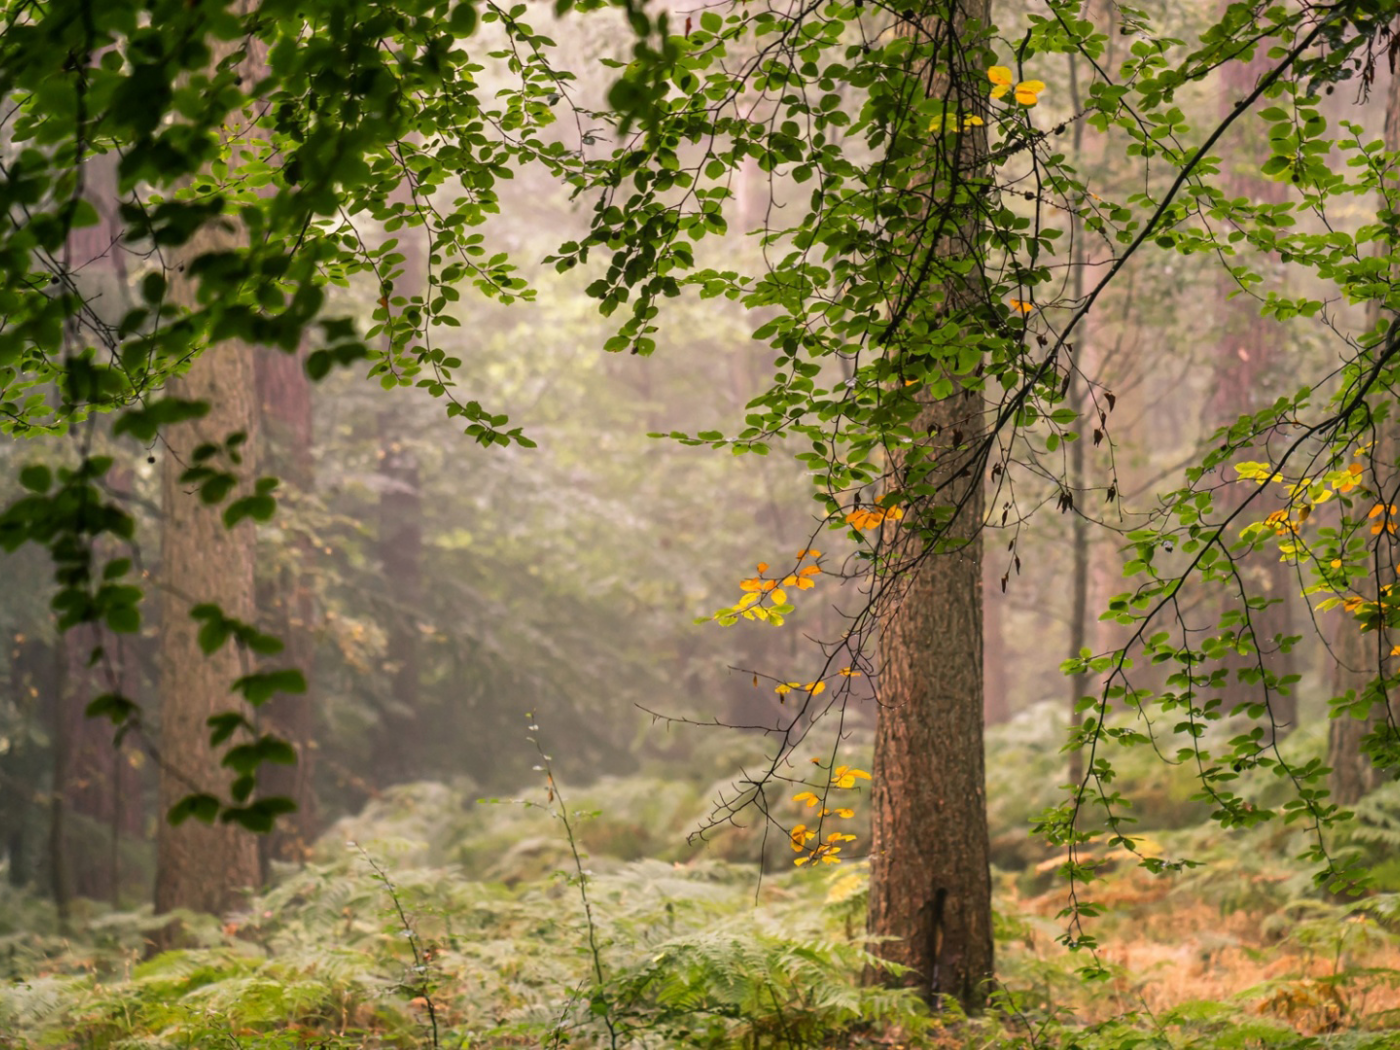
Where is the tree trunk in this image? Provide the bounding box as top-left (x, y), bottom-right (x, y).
top-left (255, 347), bottom-right (318, 875)
top-left (866, 0), bottom-right (994, 1013)
top-left (373, 413), bottom-right (424, 787)
top-left (48, 635), bottom-right (72, 929)
top-left (1210, 34), bottom-right (1297, 736)
top-left (1327, 62), bottom-right (1400, 802)
top-left (154, 336), bottom-right (262, 919)
top-left (982, 552), bottom-right (1009, 726)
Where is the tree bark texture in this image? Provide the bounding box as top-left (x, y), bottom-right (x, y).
top-left (866, 0), bottom-right (994, 1013)
top-left (155, 337), bottom-right (262, 918)
top-left (255, 347), bottom-right (318, 873)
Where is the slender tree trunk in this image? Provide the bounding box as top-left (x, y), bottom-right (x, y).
top-left (982, 553), bottom-right (1009, 725)
top-left (48, 636), bottom-right (72, 929)
top-left (373, 414), bottom-right (424, 787)
top-left (1328, 66), bottom-right (1400, 800)
top-left (1064, 51), bottom-right (1095, 784)
top-left (255, 347), bottom-right (318, 875)
top-left (1210, 34), bottom-right (1298, 736)
top-left (866, 0), bottom-right (994, 1012)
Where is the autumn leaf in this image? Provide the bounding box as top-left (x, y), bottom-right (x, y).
top-left (989, 66), bottom-right (1045, 106)
top-left (831, 765), bottom-right (871, 789)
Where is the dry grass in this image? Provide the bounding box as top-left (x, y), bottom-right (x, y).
top-left (998, 861), bottom-right (1400, 1037)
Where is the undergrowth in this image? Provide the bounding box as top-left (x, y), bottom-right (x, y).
top-left (1, 709), bottom-right (1398, 1049)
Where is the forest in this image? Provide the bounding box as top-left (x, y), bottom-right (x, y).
top-left (4, 0), bottom-right (1400, 1046)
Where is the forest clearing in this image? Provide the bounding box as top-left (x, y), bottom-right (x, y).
top-left (4, 0), bottom-right (1400, 1047)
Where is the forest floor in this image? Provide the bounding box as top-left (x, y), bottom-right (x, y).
top-left (3, 713), bottom-right (1400, 1049)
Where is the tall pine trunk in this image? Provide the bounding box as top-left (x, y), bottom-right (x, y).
top-left (866, 0), bottom-right (994, 1012)
top-left (154, 339), bottom-right (262, 918)
top-left (153, 24), bottom-right (265, 919)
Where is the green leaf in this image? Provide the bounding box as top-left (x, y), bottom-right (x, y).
top-left (168, 793), bottom-right (221, 826)
top-left (18, 465), bottom-right (51, 492)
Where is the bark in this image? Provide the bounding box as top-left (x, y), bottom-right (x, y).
top-left (866, 0), bottom-right (994, 1012)
top-left (154, 335), bottom-right (262, 918)
top-left (1327, 63), bottom-right (1400, 802)
top-left (154, 10), bottom-right (271, 920)
top-left (1329, 616), bottom-right (1379, 805)
top-left (58, 618), bottom-right (142, 904)
top-left (255, 347), bottom-right (318, 874)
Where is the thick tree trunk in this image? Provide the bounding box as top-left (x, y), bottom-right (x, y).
top-left (866, 0), bottom-right (993, 1013)
top-left (154, 339), bottom-right (262, 918)
top-left (154, 14), bottom-right (268, 921)
top-left (255, 347), bottom-right (318, 874)
top-left (868, 387), bottom-right (993, 1010)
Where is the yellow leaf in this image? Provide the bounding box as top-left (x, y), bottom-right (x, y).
top-left (737, 592), bottom-right (761, 609)
top-left (783, 575), bottom-right (799, 585)
top-left (839, 666), bottom-right (862, 677)
top-left (835, 808), bottom-right (855, 819)
top-left (771, 588), bottom-right (788, 605)
top-left (793, 791), bottom-right (820, 807)
top-left (799, 565), bottom-right (821, 576)
top-left (794, 855), bottom-right (811, 866)
top-left (1013, 80), bottom-right (1045, 106)
top-left (804, 681), bottom-right (826, 695)
top-left (739, 578), bottom-right (762, 591)
top-left (796, 549), bottom-right (822, 560)
top-left (988, 65), bottom-right (1014, 87)
top-left (760, 579), bottom-right (777, 591)
top-left (1009, 298), bottom-right (1034, 313)
top-left (756, 562), bottom-right (769, 573)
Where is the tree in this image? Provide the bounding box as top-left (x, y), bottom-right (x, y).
top-left (7, 0), bottom-right (1400, 990)
top-left (863, 0), bottom-right (994, 1011)
top-left (1328, 56), bottom-right (1400, 806)
top-left (154, 335), bottom-right (262, 918)
top-left (255, 344), bottom-right (319, 871)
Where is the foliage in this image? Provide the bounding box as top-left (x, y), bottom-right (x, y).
top-left (4, 733), bottom-right (1400, 1049)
